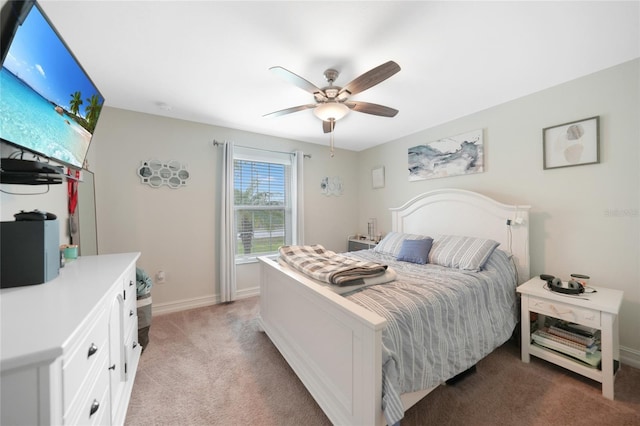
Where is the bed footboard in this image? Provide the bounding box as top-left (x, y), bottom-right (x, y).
top-left (258, 256), bottom-right (388, 425)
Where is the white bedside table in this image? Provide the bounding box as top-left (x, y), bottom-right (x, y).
top-left (347, 236), bottom-right (377, 252)
top-left (517, 277), bottom-right (624, 400)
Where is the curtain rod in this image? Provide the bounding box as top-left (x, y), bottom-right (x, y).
top-left (212, 139), bottom-right (311, 159)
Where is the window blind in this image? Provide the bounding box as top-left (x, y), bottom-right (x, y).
top-left (233, 148), bottom-right (293, 260)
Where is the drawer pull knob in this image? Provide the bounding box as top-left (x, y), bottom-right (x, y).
top-left (129, 280), bottom-right (134, 287)
top-left (130, 310), bottom-right (135, 317)
top-left (108, 364), bottom-right (116, 371)
top-left (87, 343), bottom-right (98, 358)
top-left (89, 399), bottom-right (100, 417)
top-left (133, 342), bottom-right (138, 349)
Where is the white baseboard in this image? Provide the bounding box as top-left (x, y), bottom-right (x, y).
top-left (152, 286), bottom-right (260, 316)
top-left (620, 345), bottom-right (640, 369)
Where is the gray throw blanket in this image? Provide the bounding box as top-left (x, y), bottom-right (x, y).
top-left (278, 244), bottom-right (387, 286)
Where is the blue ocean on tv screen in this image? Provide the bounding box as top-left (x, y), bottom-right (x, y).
top-left (0, 4), bottom-right (103, 169)
top-left (0, 67), bottom-right (89, 168)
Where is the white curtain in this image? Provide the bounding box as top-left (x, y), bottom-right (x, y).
top-left (294, 151), bottom-right (305, 245)
top-left (219, 141), bottom-right (236, 302)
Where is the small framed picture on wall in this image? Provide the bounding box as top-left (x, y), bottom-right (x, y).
top-left (543, 116), bottom-right (600, 169)
top-left (372, 166), bottom-right (385, 189)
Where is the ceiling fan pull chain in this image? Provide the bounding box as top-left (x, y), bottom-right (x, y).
top-left (330, 120), bottom-right (335, 157)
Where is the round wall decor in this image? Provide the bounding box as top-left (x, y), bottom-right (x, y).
top-left (137, 160), bottom-right (190, 188)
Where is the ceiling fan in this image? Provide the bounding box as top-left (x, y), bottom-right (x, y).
top-left (264, 60), bottom-right (401, 134)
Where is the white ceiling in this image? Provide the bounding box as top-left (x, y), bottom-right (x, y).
top-left (38, 1), bottom-right (639, 152)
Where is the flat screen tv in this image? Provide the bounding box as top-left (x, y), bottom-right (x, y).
top-left (0, 1), bottom-right (104, 170)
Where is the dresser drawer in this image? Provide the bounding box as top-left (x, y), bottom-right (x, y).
top-left (123, 265), bottom-right (136, 296)
top-left (123, 302), bottom-right (137, 335)
top-left (124, 313), bottom-right (138, 345)
top-left (122, 267), bottom-right (137, 323)
top-left (65, 355), bottom-right (111, 426)
top-left (125, 326), bottom-right (142, 380)
top-left (528, 297), bottom-right (601, 328)
top-left (63, 307), bottom-right (109, 414)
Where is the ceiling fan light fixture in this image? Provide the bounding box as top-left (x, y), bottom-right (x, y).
top-left (313, 102), bottom-right (349, 121)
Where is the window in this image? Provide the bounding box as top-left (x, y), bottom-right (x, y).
top-left (233, 147), bottom-right (298, 262)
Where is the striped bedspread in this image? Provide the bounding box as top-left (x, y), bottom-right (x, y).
top-left (341, 248), bottom-right (518, 425)
top-left (278, 244), bottom-right (388, 286)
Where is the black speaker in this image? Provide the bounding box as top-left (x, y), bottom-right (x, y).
top-left (1, 219), bottom-right (60, 288)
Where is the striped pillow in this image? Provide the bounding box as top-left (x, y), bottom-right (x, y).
top-left (429, 235), bottom-right (500, 271)
top-left (373, 231), bottom-right (432, 257)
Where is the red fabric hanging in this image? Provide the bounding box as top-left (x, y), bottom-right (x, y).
top-left (68, 169), bottom-right (80, 215)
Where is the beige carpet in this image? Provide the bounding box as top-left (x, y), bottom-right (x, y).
top-left (125, 296), bottom-right (640, 426)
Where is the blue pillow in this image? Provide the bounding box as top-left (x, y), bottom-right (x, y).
top-left (373, 231), bottom-right (432, 257)
top-left (396, 238), bottom-right (433, 264)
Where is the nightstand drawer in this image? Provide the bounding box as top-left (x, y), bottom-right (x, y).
top-left (528, 297), bottom-right (601, 328)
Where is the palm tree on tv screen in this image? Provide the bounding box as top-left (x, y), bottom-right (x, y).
top-left (69, 91), bottom-right (83, 116)
top-left (85, 94), bottom-right (102, 133)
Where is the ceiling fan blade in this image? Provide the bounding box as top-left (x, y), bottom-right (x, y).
top-left (345, 101), bottom-right (398, 117)
top-left (269, 66), bottom-right (326, 99)
top-left (322, 120), bottom-right (335, 134)
top-left (263, 104), bottom-right (316, 118)
top-left (339, 61), bottom-right (401, 96)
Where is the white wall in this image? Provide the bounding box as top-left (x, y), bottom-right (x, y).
top-left (89, 107), bottom-right (360, 313)
top-left (356, 59), bottom-right (640, 366)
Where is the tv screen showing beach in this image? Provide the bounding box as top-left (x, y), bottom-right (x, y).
top-left (0, 3), bottom-right (104, 169)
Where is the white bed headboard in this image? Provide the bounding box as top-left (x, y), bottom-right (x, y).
top-left (390, 188), bottom-right (531, 283)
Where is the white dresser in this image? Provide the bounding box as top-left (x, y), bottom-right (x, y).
top-left (1, 252), bottom-right (142, 425)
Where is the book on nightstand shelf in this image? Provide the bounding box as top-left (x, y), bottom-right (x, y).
top-left (547, 325), bottom-right (598, 348)
top-left (531, 328), bottom-right (602, 368)
top-left (548, 319), bottom-right (599, 338)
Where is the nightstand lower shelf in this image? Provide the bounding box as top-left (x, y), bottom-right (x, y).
top-left (529, 343), bottom-right (620, 383)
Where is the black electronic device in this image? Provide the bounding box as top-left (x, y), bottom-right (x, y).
top-left (540, 274), bottom-right (584, 295)
top-left (1, 219), bottom-right (60, 287)
top-left (0, 171), bottom-right (64, 185)
top-left (14, 209), bottom-right (56, 221)
top-left (0, 1), bottom-right (105, 170)
top-left (1, 158), bottom-right (64, 174)
top-left (0, 158), bottom-right (65, 185)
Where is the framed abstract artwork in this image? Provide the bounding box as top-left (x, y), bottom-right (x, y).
top-left (543, 116), bottom-right (599, 169)
top-left (408, 129), bottom-right (483, 181)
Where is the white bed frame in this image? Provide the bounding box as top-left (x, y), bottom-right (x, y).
top-left (258, 189), bottom-right (531, 425)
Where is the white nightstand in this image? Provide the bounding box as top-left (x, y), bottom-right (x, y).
top-left (517, 277), bottom-right (624, 399)
top-left (347, 236), bottom-right (377, 251)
